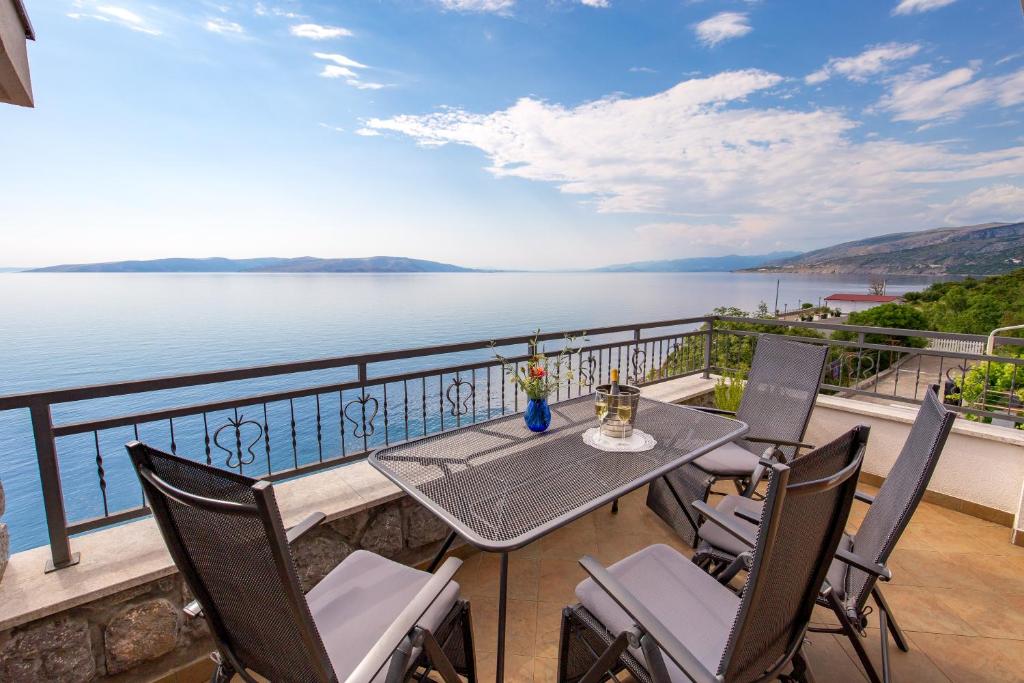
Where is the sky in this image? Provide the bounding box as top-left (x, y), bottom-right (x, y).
top-left (1, 0), bottom-right (1022, 269)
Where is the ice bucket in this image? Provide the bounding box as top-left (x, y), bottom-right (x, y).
top-left (594, 384), bottom-right (641, 438)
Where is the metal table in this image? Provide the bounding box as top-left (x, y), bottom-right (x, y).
top-left (369, 395), bottom-right (747, 683)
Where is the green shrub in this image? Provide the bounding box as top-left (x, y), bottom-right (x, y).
top-left (714, 370), bottom-right (745, 413)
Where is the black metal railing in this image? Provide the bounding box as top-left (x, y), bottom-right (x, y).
top-left (0, 315), bottom-right (1021, 571)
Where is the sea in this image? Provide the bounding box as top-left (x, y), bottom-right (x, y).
top-left (0, 271), bottom-right (946, 553)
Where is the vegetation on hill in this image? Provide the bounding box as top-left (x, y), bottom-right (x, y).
top-left (753, 222), bottom-right (1024, 276)
top-left (903, 268), bottom-right (1024, 335)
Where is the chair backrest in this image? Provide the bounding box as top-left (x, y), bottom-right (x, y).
top-left (719, 426), bottom-right (868, 681)
top-left (845, 388), bottom-right (955, 611)
top-left (127, 442), bottom-right (335, 683)
top-left (736, 335), bottom-right (829, 461)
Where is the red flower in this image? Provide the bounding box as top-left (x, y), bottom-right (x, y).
top-left (529, 365), bottom-right (546, 378)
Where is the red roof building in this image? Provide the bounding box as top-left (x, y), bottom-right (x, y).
top-left (824, 294), bottom-right (903, 303)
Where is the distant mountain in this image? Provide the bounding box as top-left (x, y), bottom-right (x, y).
top-left (750, 222), bottom-right (1024, 276)
top-left (30, 256), bottom-right (477, 273)
top-left (594, 252), bottom-right (800, 273)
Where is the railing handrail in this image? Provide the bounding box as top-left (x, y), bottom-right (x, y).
top-left (715, 315), bottom-right (1024, 346)
top-left (0, 316), bottom-right (712, 411)
top-left (4, 313), bottom-right (1021, 413)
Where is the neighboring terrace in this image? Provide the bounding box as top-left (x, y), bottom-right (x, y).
top-left (0, 315), bottom-right (1022, 682)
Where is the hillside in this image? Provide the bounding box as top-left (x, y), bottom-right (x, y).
top-left (30, 256), bottom-right (477, 273)
top-left (595, 252), bottom-right (799, 272)
top-left (753, 222), bottom-right (1024, 275)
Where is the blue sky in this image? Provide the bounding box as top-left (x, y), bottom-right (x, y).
top-left (1, 0), bottom-right (1022, 269)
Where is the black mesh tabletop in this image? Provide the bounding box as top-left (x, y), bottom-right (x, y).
top-left (369, 396), bottom-right (747, 552)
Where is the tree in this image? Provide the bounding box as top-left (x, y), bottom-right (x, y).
top-left (868, 277), bottom-right (887, 296)
top-left (835, 303), bottom-right (929, 348)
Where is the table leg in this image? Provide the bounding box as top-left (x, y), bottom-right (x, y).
top-left (496, 552), bottom-right (509, 683)
top-left (428, 531), bottom-right (458, 573)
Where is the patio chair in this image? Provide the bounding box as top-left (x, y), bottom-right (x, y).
top-left (126, 441), bottom-right (476, 683)
top-left (646, 334), bottom-right (829, 544)
top-left (559, 426), bottom-right (868, 683)
top-left (690, 387), bottom-right (955, 683)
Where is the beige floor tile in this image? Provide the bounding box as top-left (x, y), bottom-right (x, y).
top-left (870, 586), bottom-right (978, 636)
top-left (957, 553), bottom-right (1024, 595)
top-left (539, 558), bottom-right (588, 604)
top-left (802, 631), bottom-right (867, 682)
top-left (475, 652), bottom-right (536, 683)
top-left (884, 549), bottom-right (981, 592)
top-left (933, 590), bottom-right (1024, 640)
top-left (533, 657), bottom-right (560, 683)
top-left (472, 597), bottom-right (539, 656)
top-left (912, 633), bottom-right (1024, 683)
top-left (535, 519), bottom-right (598, 560)
top-left (833, 628), bottom-right (952, 683)
top-left (464, 553), bottom-right (542, 601)
top-left (535, 602), bottom-right (567, 660)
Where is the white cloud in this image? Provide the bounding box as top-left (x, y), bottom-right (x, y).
top-left (806, 43), bottom-right (920, 85)
top-left (205, 17), bottom-right (245, 34)
top-left (437, 0), bottom-right (516, 12)
top-left (877, 65), bottom-right (1024, 123)
top-left (290, 23), bottom-right (353, 39)
top-left (363, 70), bottom-right (1024, 249)
top-left (629, 66), bottom-right (657, 74)
top-left (68, 3), bottom-right (161, 35)
top-left (254, 3), bottom-right (304, 19)
top-left (579, 0), bottom-right (610, 7)
top-left (693, 12), bottom-right (751, 47)
top-left (892, 0), bottom-right (956, 15)
top-left (321, 65), bottom-right (359, 79)
top-left (348, 80), bottom-right (387, 90)
top-left (313, 52), bottom-right (389, 90)
top-left (941, 184), bottom-right (1024, 224)
top-left (319, 123), bottom-right (345, 133)
top-left (313, 52), bottom-right (368, 69)
top-left (356, 128), bottom-right (382, 136)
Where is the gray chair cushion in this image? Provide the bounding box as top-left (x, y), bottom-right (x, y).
top-left (306, 549), bottom-right (460, 681)
top-left (576, 544), bottom-right (739, 681)
top-left (697, 494), bottom-right (763, 557)
top-left (691, 441), bottom-right (760, 477)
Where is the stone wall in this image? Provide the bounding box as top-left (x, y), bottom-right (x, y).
top-left (0, 477), bottom-right (8, 582)
top-left (0, 494), bottom-right (452, 682)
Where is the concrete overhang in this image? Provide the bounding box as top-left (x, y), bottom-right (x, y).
top-left (0, 0), bottom-right (34, 107)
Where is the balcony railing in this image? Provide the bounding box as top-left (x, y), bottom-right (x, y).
top-left (0, 315), bottom-right (1021, 572)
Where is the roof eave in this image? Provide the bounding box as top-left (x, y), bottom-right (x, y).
top-left (13, 0), bottom-right (34, 40)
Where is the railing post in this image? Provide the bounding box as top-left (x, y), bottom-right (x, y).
top-left (29, 401), bottom-right (80, 572)
top-left (703, 318), bottom-right (714, 379)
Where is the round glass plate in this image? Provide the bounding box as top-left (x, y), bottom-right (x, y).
top-left (582, 427), bottom-right (657, 453)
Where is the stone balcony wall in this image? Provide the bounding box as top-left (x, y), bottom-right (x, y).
top-left (0, 477), bottom-right (8, 582)
top-left (0, 494), bottom-right (451, 682)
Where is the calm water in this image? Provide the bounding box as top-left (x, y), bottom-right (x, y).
top-left (0, 272), bottom-right (942, 552)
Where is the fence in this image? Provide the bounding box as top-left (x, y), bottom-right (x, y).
top-left (1, 315), bottom-right (1021, 571)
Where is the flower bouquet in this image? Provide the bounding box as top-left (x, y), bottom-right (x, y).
top-left (492, 331), bottom-right (583, 432)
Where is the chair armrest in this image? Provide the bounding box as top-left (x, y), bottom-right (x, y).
top-left (183, 511), bottom-right (328, 618)
top-left (344, 557), bottom-right (463, 683)
top-left (854, 491), bottom-right (875, 505)
top-left (692, 406), bottom-right (737, 417)
top-left (286, 511), bottom-right (327, 544)
top-left (692, 500), bottom-right (756, 549)
top-left (834, 548), bottom-right (891, 581)
top-left (578, 556), bottom-right (719, 683)
top-left (744, 435), bottom-right (815, 451)
top-left (734, 508), bottom-right (761, 525)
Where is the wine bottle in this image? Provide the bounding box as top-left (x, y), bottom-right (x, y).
top-left (609, 368), bottom-right (621, 395)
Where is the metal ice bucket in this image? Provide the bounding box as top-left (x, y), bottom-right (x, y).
top-left (594, 384), bottom-right (641, 438)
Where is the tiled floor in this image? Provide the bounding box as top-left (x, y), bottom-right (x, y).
top-left (180, 482), bottom-right (1024, 683)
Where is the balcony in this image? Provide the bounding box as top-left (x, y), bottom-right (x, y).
top-left (0, 316), bottom-right (1021, 682)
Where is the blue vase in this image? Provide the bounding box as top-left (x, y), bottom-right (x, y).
top-left (524, 398), bottom-right (552, 432)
